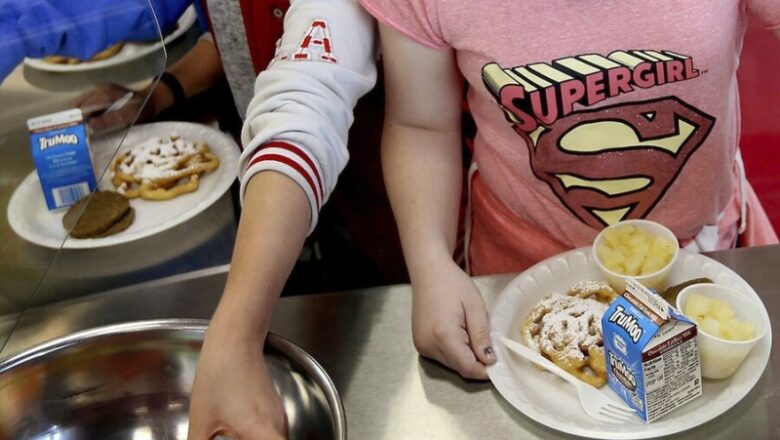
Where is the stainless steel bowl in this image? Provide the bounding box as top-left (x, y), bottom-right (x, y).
top-left (0, 319), bottom-right (346, 439)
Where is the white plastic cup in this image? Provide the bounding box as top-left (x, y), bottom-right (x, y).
top-left (592, 219), bottom-right (680, 292)
top-left (676, 283), bottom-right (767, 379)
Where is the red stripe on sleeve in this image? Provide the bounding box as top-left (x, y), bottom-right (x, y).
top-left (247, 154), bottom-right (321, 209)
top-left (249, 141), bottom-right (325, 198)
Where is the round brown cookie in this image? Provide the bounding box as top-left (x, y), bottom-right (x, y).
top-left (62, 191), bottom-right (130, 238)
top-left (62, 197), bottom-right (90, 231)
top-left (94, 207), bottom-right (135, 238)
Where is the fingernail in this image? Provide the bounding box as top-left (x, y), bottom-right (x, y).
top-left (484, 346), bottom-right (495, 360)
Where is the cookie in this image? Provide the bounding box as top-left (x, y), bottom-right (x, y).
top-left (62, 191), bottom-right (130, 238)
top-left (94, 207), bottom-right (135, 238)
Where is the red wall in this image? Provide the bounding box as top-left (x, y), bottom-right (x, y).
top-left (738, 19), bottom-right (780, 231)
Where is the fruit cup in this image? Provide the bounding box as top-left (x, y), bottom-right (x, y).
top-left (677, 283), bottom-right (768, 379)
top-left (593, 219), bottom-right (679, 292)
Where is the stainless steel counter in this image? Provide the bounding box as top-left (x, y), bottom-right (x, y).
top-left (1, 245), bottom-right (778, 439)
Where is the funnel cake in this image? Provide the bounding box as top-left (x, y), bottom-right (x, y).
top-left (566, 280), bottom-right (619, 303)
top-left (520, 280), bottom-right (617, 387)
top-left (110, 135), bottom-right (220, 201)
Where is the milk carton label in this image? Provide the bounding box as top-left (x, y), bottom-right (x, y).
top-left (602, 278), bottom-right (702, 422)
top-left (28, 109), bottom-right (97, 210)
top-left (625, 277), bottom-right (669, 321)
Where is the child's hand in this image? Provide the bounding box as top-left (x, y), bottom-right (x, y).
top-left (411, 258), bottom-right (496, 379)
top-left (187, 320), bottom-right (287, 440)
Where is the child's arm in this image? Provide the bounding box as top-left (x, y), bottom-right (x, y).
top-left (379, 23), bottom-right (495, 379)
top-left (239, 1), bottom-right (377, 234)
top-left (188, 0), bottom-right (377, 438)
top-left (187, 172), bottom-right (308, 440)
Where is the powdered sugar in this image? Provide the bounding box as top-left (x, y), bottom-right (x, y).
top-left (531, 294), bottom-right (607, 361)
top-left (116, 135), bottom-right (202, 182)
top-left (569, 280), bottom-right (612, 297)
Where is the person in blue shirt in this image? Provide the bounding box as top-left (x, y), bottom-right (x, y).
top-left (0, 0), bottom-right (196, 81)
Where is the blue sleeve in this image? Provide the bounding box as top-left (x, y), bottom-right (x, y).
top-left (193, 2), bottom-right (210, 32)
top-left (0, 0), bottom-right (192, 82)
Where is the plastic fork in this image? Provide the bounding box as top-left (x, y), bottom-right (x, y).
top-left (497, 335), bottom-right (637, 424)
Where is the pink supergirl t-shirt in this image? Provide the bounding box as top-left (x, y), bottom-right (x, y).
top-left (361, 0), bottom-right (780, 273)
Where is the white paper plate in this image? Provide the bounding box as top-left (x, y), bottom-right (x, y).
top-left (487, 248), bottom-right (772, 439)
top-left (23, 6), bottom-right (197, 73)
top-left (7, 121), bottom-right (239, 249)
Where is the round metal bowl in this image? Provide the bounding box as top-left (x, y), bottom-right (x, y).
top-left (0, 319), bottom-right (346, 439)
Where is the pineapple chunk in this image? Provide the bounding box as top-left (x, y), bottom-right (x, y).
top-left (602, 249), bottom-right (625, 269)
top-left (640, 254), bottom-right (664, 275)
top-left (684, 293), bottom-right (711, 318)
top-left (683, 292), bottom-right (756, 341)
top-left (597, 223), bottom-right (675, 276)
top-left (597, 244), bottom-right (612, 261)
top-left (627, 233), bottom-right (646, 248)
top-left (712, 300), bottom-right (736, 320)
top-left (719, 318), bottom-right (740, 340)
top-left (700, 317), bottom-right (720, 337)
top-left (633, 243), bottom-right (651, 260)
top-left (651, 236), bottom-right (675, 256)
top-left (736, 322), bottom-right (756, 341)
top-left (624, 254), bottom-right (642, 276)
top-left (602, 229), bottom-right (622, 248)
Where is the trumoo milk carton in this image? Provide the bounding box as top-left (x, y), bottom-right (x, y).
top-left (28, 109), bottom-right (97, 210)
top-left (602, 278), bottom-right (702, 422)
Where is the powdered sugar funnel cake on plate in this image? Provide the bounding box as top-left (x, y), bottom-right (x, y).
top-left (115, 136), bottom-right (205, 185)
top-left (109, 135), bottom-right (220, 200)
top-left (520, 292), bottom-right (609, 387)
top-left (486, 248), bottom-right (771, 439)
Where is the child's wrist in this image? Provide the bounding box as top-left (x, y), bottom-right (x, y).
top-left (147, 72), bottom-right (184, 115)
top-left (407, 247), bottom-right (457, 280)
top-left (145, 83), bottom-right (173, 116)
top-left (211, 296), bottom-right (273, 340)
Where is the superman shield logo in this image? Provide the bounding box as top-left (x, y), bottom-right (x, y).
top-left (523, 97), bottom-right (715, 228)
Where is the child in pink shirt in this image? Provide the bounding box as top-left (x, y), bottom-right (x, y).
top-left (360, 0), bottom-right (780, 379)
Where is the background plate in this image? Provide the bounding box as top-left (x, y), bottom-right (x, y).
top-left (23, 6), bottom-right (197, 73)
top-left (487, 248), bottom-right (772, 439)
top-left (7, 121), bottom-right (239, 249)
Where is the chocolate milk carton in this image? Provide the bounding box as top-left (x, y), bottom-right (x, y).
top-left (602, 278), bottom-right (702, 422)
top-left (28, 109), bottom-right (97, 210)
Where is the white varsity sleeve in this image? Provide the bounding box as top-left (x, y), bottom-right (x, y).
top-left (239, 0), bottom-right (378, 234)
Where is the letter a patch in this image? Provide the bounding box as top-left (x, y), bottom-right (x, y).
top-left (292, 20), bottom-right (337, 63)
